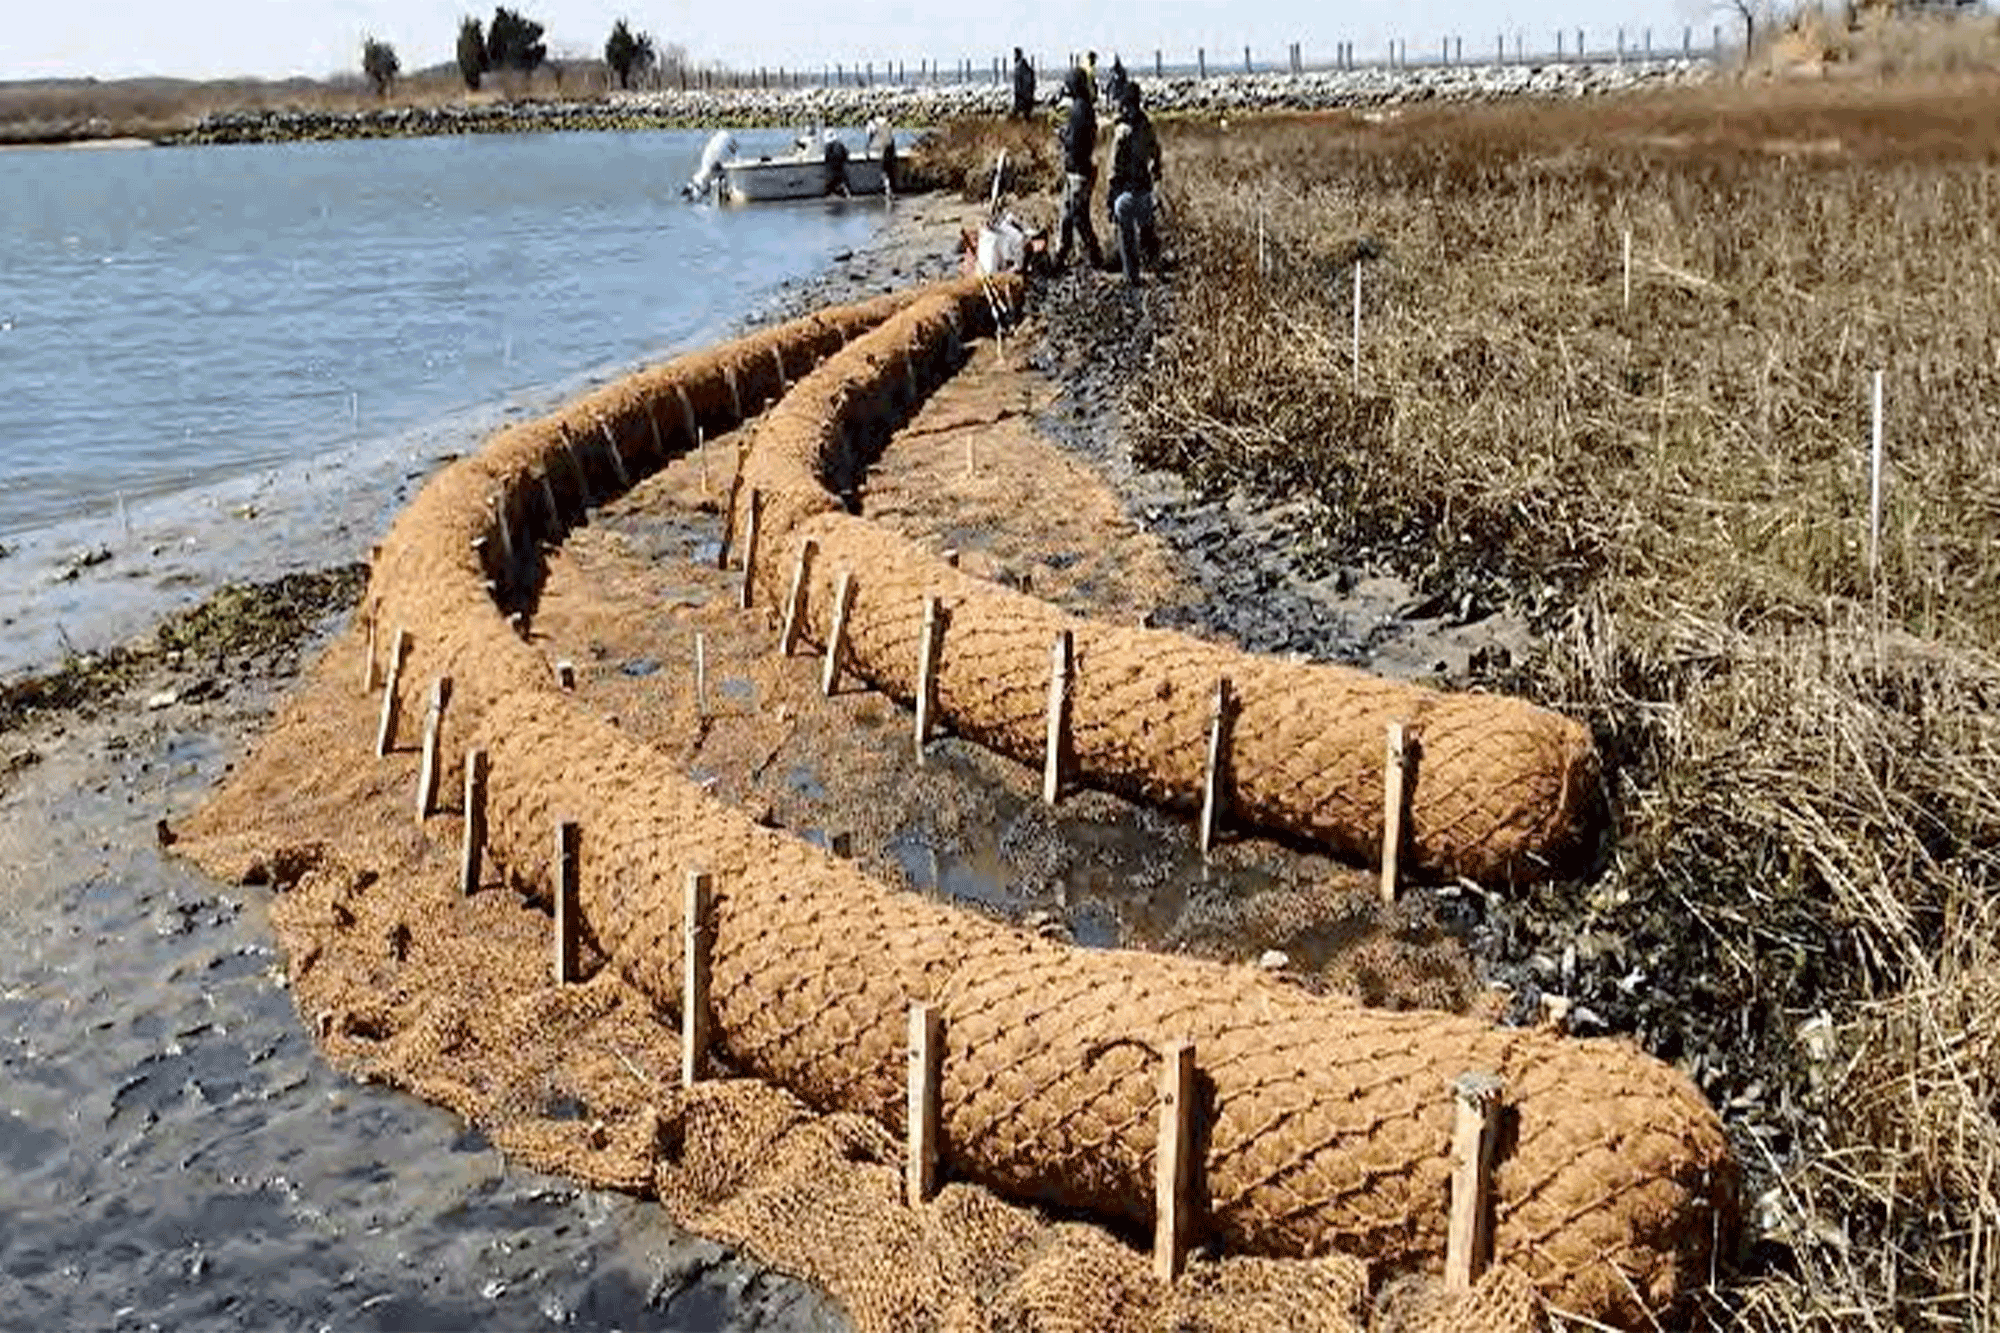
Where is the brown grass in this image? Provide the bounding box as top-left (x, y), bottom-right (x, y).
top-left (1111, 79), bottom-right (2000, 1329)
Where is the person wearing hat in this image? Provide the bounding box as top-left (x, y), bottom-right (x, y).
top-left (1052, 64), bottom-right (1104, 270)
top-left (1106, 83), bottom-right (1162, 284)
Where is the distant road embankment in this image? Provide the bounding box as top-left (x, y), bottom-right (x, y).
top-left (156, 59), bottom-right (1711, 145)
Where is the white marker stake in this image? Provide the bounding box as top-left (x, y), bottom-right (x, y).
top-left (1351, 262), bottom-right (1362, 391)
top-left (1869, 369), bottom-right (1885, 581)
top-left (1622, 228), bottom-right (1632, 310)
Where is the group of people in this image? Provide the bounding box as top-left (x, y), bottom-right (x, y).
top-left (1039, 50), bottom-right (1162, 285)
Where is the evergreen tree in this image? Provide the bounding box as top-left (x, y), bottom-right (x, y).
top-left (604, 19), bottom-right (657, 90)
top-left (362, 36), bottom-right (401, 97)
top-left (486, 7), bottom-right (548, 74)
top-left (456, 16), bottom-right (488, 90)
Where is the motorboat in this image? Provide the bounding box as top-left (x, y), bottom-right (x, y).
top-left (685, 127), bottom-right (896, 204)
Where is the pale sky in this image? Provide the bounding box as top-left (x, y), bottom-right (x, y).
top-left (9, 0), bottom-right (1724, 83)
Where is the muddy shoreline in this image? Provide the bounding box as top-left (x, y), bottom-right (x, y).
top-left (0, 205), bottom-right (974, 1332)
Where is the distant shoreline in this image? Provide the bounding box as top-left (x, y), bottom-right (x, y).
top-left (3, 60), bottom-right (1713, 148)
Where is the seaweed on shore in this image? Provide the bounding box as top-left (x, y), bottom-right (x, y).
top-left (0, 564), bottom-right (366, 733)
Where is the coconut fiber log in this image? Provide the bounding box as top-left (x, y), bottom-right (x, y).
top-left (732, 280), bottom-right (1601, 884)
top-left (469, 693), bottom-right (1732, 1330)
top-left (360, 280), bottom-right (1728, 1330)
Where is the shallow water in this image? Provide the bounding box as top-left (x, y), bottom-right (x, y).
top-left (0, 128), bottom-right (887, 676)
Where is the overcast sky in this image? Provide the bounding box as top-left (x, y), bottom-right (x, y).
top-left (11, 0), bottom-right (1727, 83)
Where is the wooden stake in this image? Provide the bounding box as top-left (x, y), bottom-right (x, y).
top-left (555, 659), bottom-right (576, 691)
top-left (646, 401), bottom-right (667, 470)
top-left (718, 461), bottom-right (741, 571)
top-left (942, 547), bottom-right (959, 568)
top-left (560, 428), bottom-right (594, 509)
top-left (1380, 721), bottom-right (1412, 904)
top-left (676, 384), bottom-right (699, 455)
top-left (460, 747), bottom-right (487, 896)
top-left (490, 493), bottom-right (515, 584)
top-left (361, 599), bottom-right (380, 693)
top-left (1351, 261), bottom-right (1362, 391)
top-left (1446, 1071), bottom-right (1505, 1291)
top-left (1198, 678), bottom-right (1235, 856)
top-left (822, 571), bottom-right (856, 696)
top-left (1869, 369), bottom-right (1885, 581)
top-left (373, 627), bottom-right (411, 757)
top-left (828, 831), bottom-right (854, 858)
top-left (779, 538), bottom-right (818, 656)
top-left (915, 596), bottom-right (944, 763)
top-left (1042, 629), bottom-right (1074, 805)
top-left (681, 870), bottom-right (712, 1087)
top-left (599, 419), bottom-right (631, 490)
top-left (698, 425), bottom-right (711, 499)
top-left (905, 1003), bottom-right (943, 1205)
top-left (739, 488), bottom-right (763, 611)
top-left (414, 675), bottom-right (451, 821)
top-left (538, 468), bottom-right (562, 533)
top-left (695, 632), bottom-right (709, 717)
top-left (554, 820), bottom-right (581, 985)
top-left (724, 364), bottom-right (744, 422)
top-left (771, 344), bottom-right (788, 393)
top-left (1153, 1039), bottom-right (1197, 1283)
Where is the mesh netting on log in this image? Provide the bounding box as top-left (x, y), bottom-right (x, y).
top-left (340, 277), bottom-right (1732, 1329)
top-left (730, 286), bottom-right (1603, 885)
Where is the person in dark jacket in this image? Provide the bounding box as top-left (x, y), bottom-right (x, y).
top-left (1103, 55), bottom-right (1129, 109)
top-left (1052, 65), bottom-right (1103, 270)
top-left (1011, 48), bottom-right (1035, 118)
top-left (1106, 84), bottom-right (1162, 284)
top-left (822, 132), bottom-right (851, 197)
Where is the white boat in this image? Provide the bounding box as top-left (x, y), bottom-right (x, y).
top-left (684, 128), bottom-right (896, 204)
top-left (721, 149), bottom-right (889, 202)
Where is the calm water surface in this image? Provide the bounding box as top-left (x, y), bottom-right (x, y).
top-left (0, 129), bottom-right (884, 674)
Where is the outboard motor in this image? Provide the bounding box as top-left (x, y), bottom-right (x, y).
top-left (683, 130), bottom-right (737, 200)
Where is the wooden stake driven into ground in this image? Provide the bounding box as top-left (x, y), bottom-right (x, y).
top-left (460, 747), bottom-right (487, 896)
top-left (489, 494), bottom-right (515, 586)
top-left (906, 1003), bottom-right (943, 1205)
top-left (915, 596), bottom-right (944, 763)
top-left (554, 820), bottom-right (581, 985)
top-left (682, 871), bottom-right (713, 1087)
top-left (779, 539), bottom-right (818, 656)
top-left (555, 660), bottom-right (576, 691)
top-left (373, 627), bottom-right (412, 757)
top-left (598, 419), bottom-right (631, 490)
top-left (1153, 1040), bottom-right (1197, 1282)
top-left (1199, 678), bottom-right (1236, 856)
top-left (414, 675), bottom-right (451, 822)
top-left (694, 632), bottom-right (709, 717)
top-left (1380, 721), bottom-right (1412, 904)
top-left (1446, 1071), bottom-right (1505, 1290)
top-left (537, 468), bottom-right (562, 535)
top-left (646, 403), bottom-right (667, 474)
top-left (361, 599), bottom-right (381, 693)
top-left (560, 429), bottom-right (594, 508)
top-left (739, 488), bottom-right (763, 611)
top-left (822, 571), bottom-right (857, 696)
top-left (1043, 629), bottom-right (1074, 804)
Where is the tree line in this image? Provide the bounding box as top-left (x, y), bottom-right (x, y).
top-left (359, 11), bottom-right (668, 97)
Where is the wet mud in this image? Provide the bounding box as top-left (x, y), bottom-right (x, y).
top-left (0, 577), bottom-right (837, 1331)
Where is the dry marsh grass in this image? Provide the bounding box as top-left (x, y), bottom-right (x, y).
top-left (1124, 82), bottom-right (2000, 1329)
